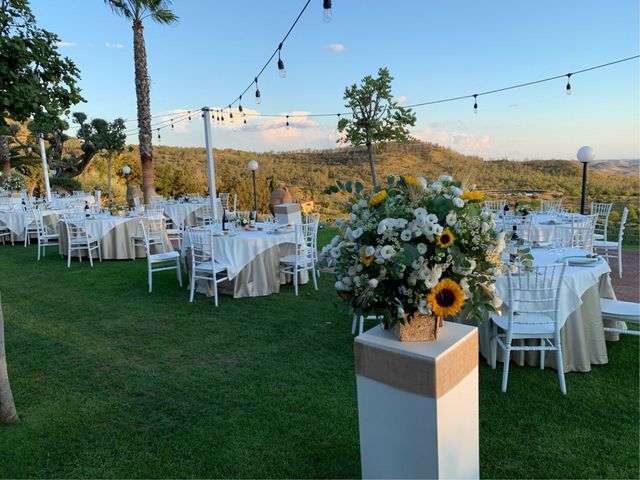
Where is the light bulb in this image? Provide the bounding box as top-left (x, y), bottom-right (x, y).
top-left (255, 88), bottom-right (261, 104)
top-left (286, 116), bottom-right (290, 129)
top-left (473, 104), bottom-right (478, 114)
top-left (323, 0), bottom-right (332, 22)
top-left (566, 83), bottom-right (572, 95)
top-left (278, 58), bottom-right (286, 78)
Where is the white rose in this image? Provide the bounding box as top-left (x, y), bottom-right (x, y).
top-left (426, 214), bottom-right (438, 224)
top-left (400, 229), bottom-right (412, 241)
top-left (431, 182), bottom-right (443, 193)
top-left (352, 227), bottom-right (364, 239)
top-left (368, 278), bottom-right (379, 288)
top-left (377, 221), bottom-right (387, 235)
top-left (417, 243), bottom-right (427, 255)
top-left (432, 224), bottom-right (444, 236)
top-left (446, 212), bottom-right (457, 226)
top-left (365, 245), bottom-right (375, 257)
top-left (450, 186), bottom-right (463, 196)
top-left (453, 197), bottom-right (464, 208)
top-left (396, 218), bottom-right (409, 229)
top-left (380, 245), bottom-right (396, 260)
top-left (439, 175), bottom-right (453, 182)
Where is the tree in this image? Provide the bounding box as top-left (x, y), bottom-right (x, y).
top-left (337, 67), bottom-right (416, 186)
top-left (73, 113), bottom-right (126, 207)
top-left (0, 296), bottom-right (18, 424)
top-left (0, 0), bottom-right (84, 178)
top-left (104, 0), bottom-right (179, 204)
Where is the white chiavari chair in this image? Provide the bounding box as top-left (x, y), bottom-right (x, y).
top-left (539, 199), bottom-right (563, 214)
top-left (304, 213), bottom-right (321, 278)
top-left (186, 228), bottom-right (230, 306)
top-left (62, 213), bottom-right (101, 268)
top-left (594, 208), bottom-right (628, 278)
top-left (138, 221), bottom-right (182, 293)
top-left (33, 208), bottom-right (59, 260)
top-left (131, 210), bottom-right (166, 260)
top-left (483, 199), bottom-right (507, 213)
top-left (489, 263), bottom-right (568, 394)
top-left (589, 202), bottom-right (612, 241)
top-left (279, 220), bottom-right (318, 296)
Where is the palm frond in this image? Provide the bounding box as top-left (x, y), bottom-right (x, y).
top-left (103, 0), bottom-right (133, 19)
top-left (147, 8), bottom-right (179, 24)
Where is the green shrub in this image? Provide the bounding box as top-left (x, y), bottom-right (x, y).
top-left (50, 177), bottom-right (83, 193)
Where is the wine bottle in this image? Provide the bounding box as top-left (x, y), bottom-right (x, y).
top-left (84, 201), bottom-right (90, 218)
top-left (222, 208), bottom-right (228, 231)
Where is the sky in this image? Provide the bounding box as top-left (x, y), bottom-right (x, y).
top-left (30, 0), bottom-right (640, 160)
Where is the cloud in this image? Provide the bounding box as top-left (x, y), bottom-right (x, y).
top-left (105, 42), bottom-right (125, 49)
top-left (326, 43), bottom-right (346, 53)
top-left (411, 127), bottom-right (493, 155)
top-left (56, 41), bottom-right (77, 48)
top-left (395, 96), bottom-right (408, 105)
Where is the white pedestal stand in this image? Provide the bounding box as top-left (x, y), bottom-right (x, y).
top-left (355, 321), bottom-right (479, 479)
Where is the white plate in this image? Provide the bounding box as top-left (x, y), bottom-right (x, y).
top-left (565, 256), bottom-right (599, 266)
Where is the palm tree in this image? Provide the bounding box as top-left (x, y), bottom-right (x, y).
top-left (104, 0), bottom-right (178, 204)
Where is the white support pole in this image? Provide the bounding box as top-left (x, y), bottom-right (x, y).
top-left (202, 107), bottom-right (218, 222)
top-left (38, 134), bottom-right (52, 203)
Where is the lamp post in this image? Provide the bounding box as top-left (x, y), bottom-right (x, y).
top-left (248, 159), bottom-right (259, 213)
top-left (122, 165), bottom-right (132, 209)
top-left (576, 146), bottom-right (595, 214)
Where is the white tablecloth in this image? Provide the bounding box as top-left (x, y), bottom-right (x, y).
top-left (181, 224), bottom-right (296, 280)
top-left (0, 206), bottom-right (70, 240)
top-left (495, 247), bottom-right (611, 327)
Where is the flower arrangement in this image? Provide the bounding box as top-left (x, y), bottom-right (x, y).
top-left (0, 173), bottom-right (25, 192)
top-left (323, 175), bottom-right (507, 326)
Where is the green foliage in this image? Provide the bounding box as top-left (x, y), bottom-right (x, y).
top-left (50, 177), bottom-right (82, 193)
top-left (104, 0), bottom-right (179, 24)
top-left (0, 0), bottom-right (84, 132)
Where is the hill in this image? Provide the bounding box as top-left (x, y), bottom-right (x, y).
top-left (590, 159), bottom-right (639, 177)
top-left (81, 140), bottom-right (639, 219)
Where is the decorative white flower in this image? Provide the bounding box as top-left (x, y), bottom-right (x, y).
top-left (446, 211), bottom-right (457, 226)
top-left (413, 207), bottom-right (428, 219)
top-left (348, 266), bottom-right (356, 276)
top-left (356, 264), bottom-right (363, 273)
top-left (368, 278), bottom-right (379, 288)
top-left (453, 197), bottom-right (464, 208)
top-left (431, 182), bottom-right (443, 193)
top-left (330, 247), bottom-right (341, 258)
top-left (417, 298), bottom-right (431, 315)
top-left (377, 221), bottom-right (387, 235)
top-left (450, 186), bottom-right (463, 196)
top-left (380, 245), bottom-right (396, 260)
top-left (342, 276), bottom-right (353, 287)
top-left (400, 229), bottom-right (412, 241)
top-left (417, 177), bottom-right (428, 189)
top-left (335, 280), bottom-right (351, 291)
top-left (349, 213), bottom-right (357, 222)
top-left (397, 306), bottom-right (405, 318)
top-left (396, 218), bottom-right (409, 229)
top-left (481, 222), bottom-right (490, 233)
top-left (460, 277), bottom-right (471, 299)
top-left (426, 214), bottom-right (438, 224)
top-left (432, 224), bottom-right (444, 236)
top-left (417, 243), bottom-right (427, 255)
top-left (365, 245), bottom-right (375, 257)
top-left (352, 227), bottom-right (364, 239)
top-left (439, 175), bottom-right (453, 182)
top-left (353, 276), bottom-right (362, 287)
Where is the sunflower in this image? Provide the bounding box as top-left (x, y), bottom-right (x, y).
top-left (460, 191), bottom-right (485, 201)
top-left (368, 190), bottom-right (388, 207)
top-left (436, 229), bottom-right (455, 248)
top-left (427, 279), bottom-right (465, 317)
top-left (360, 246), bottom-right (374, 266)
top-left (403, 175), bottom-right (422, 188)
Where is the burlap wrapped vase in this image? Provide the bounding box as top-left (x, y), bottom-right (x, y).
top-left (392, 314), bottom-right (443, 342)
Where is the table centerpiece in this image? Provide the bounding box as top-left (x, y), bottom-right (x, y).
top-left (324, 175), bottom-right (507, 341)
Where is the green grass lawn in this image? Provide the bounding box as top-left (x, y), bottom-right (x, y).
top-left (0, 233), bottom-right (638, 478)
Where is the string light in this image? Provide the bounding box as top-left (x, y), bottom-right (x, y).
top-left (566, 73), bottom-right (572, 95)
top-left (157, 128), bottom-right (161, 141)
top-left (286, 115), bottom-right (290, 128)
top-left (229, 105), bottom-right (234, 120)
top-left (473, 94), bottom-right (478, 114)
top-left (171, 118), bottom-right (174, 129)
top-left (277, 43), bottom-right (286, 78)
top-left (188, 110), bottom-right (192, 121)
top-left (238, 96), bottom-right (243, 113)
top-left (323, 0), bottom-right (332, 22)
top-left (255, 77), bottom-right (261, 104)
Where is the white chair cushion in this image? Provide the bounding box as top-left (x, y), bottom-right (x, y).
top-left (149, 251), bottom-right (180, 261)
top-left (600, 298), bottom-right (640, 322)
top-left (280, 254), bottom-right (312, 264)
top-left (194, 261), bottom-right (228, 274)
top-left (166, 228), bottom-right (182, 235)
top-left (491, 312), bottom-right (555, 335)
top-left (69, 235), bottom-right (98, 245)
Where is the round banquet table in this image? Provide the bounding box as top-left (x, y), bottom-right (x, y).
top-left (162, 199), bottom-right (223, 228)
top-left (181, 223), bottom-right (309, 298)
top-left (58, 214), bottom-right (172, 260)
top-left (0, 206), bottom-right (67, 242)
top-left (460, 246), bottom-right (621, 373)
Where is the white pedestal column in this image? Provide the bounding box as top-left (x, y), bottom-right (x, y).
top-left (355, 321), bottom-right (479, 479)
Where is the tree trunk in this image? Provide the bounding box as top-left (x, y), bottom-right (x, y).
top-left (0, 296), bottom-right (19, 425)
top-left (107, 153), bottom-right (112, 209)
top-left (0, 136), bottom-right (11, 178)
top-left (366, 141), bottom-right (378, 187)
top-left (132, 20), bottom-right (154, 204)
